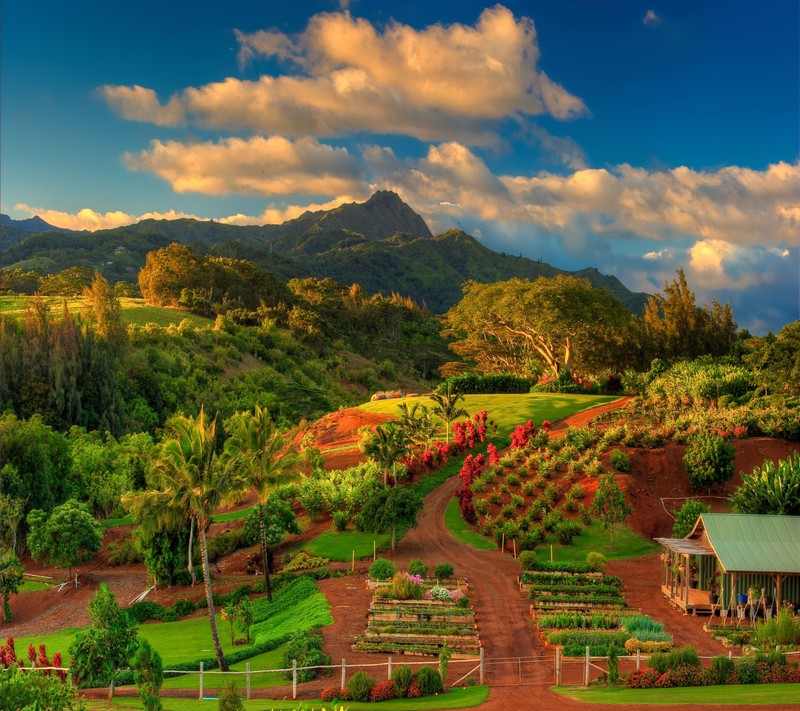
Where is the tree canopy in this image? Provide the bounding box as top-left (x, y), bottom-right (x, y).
top-left (443, 275), bottom-right (633, 377)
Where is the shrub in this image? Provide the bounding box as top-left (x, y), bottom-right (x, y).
top-left (555, 520), bottom-right (582, 544)
top-left (172, 599), bottom-right (198, 617)
top-left (407, 559), bottom-right (427, 578)
top-left (585, 552), bottom-right (606, 572)
top-left (369, 679), bottom-right (396, 702)
top-left (731, 452), bottom-right (800, 515)
top-left (683, 433), bottom-right (735, 491)
top-left (671, 499), bottom-right (711, 538)
top-left (391, 664), bottom-right (412, 698)
top-left (755, 606), bottom-right (800, 646)
top-left (321, 687), bottom-right (341, 702)
top-left (625, 668), bottom-right (660, 688)
top-left (609, 450), bottom-right (630, 473)
top-left (347, 671), bottom-right (375, 702)
top-left (369, 558), bottom-right (397, 580)
top-left (434, 563), bottom-right (454, 579)
top-left (519, 550), bottom-right (537, 571)
top-left (332, 510), bottom-right (349, 532)
top-left (390, 572), bottom-right (424, 600)
top-left (218, 679), bottom-right (244, 711)
top-left (414, 666), bottom-right (444, 695)
top-left (280, 630), bottom-right (330, 682)
top-left (711, 654), bottom-right (735, 684)
top-left (734, 655), bottom-right (760, 685)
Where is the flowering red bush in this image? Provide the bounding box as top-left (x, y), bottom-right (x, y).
top-left (337, 686), bottom-right (352, 701)
top-left (487, 442), bottom-right (499, 465)
top-left (406, 679), bottom-right (423, 697)
top-left (321, 687), bottom-right (342, 701)
top-left (625, 669), bottom-right (660, 688)
top-left (510, 420), bottom-right (537, 449)
top-left (369, 679), bottom-right (397, 701)
top-left (655, 665), bottom-right (704, 688)
top-left (542, 420), bottom-right (552, 432)
top-left (0, 637), bottom-right (18, 668)
top-left (1, 638), bottom-right (66, 682)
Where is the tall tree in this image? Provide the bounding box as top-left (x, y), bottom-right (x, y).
top-left (591, 475), bottom-right (632, 544)
top-left (357, 486), bottom-right (423, 551)
top-left (223, 406), bottom-right (299, 600)
top-left (430, 383), bottom-right (468, 444)
top-left (444, 276), bottom-right (633, 378)
top-left (362, 422), bottom-right (410, 485)
top-left (82, 272), bottom-right (126, 345)
top-left (123, 408), bottom-right (244, 672)
top-left (0, 554), bottom-right (24, 624)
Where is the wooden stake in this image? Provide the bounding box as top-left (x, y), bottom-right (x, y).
top-left (352, 550), bottom-right (355, 572)
top-left (513, 539), bottom-right (517, 559)
top-left (373, 540), bottom-right (376, 561)
top-left (501, 532), bottom-right (505, 552)
top-left (550, 544), bottom-right (553, 562)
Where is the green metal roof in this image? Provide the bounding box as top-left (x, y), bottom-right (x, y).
top-left (696, 514), bottom-right (800, 574)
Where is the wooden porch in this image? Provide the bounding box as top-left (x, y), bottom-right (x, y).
top-left (661, 585), bottom-right (719, 616)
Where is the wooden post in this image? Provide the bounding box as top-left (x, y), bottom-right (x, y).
top-left (513, 539), bottom-right (517, 560)
top-left (636, 649), bottom-right (641, 671)
top-left (246, 661), bottom-right (251, 700)
top-left (292, 659), bottom-right (297, 700)
top-left (198, 662), bottom-right (203, 700)
top-left (550, 545), bottom-right (553, 563)
top-left (555, 646), bottom-right (561, 686)
top-left (373, 540), bottom-right (376, 562)
top-left (584, 646), bottom-right (590, 686)
top-left (728, 650), bottom-right (733, 660)
top-left (387, 655), bottom-right (392, 680)
top-left (341, 658), bottom-right (346, 689)
top-left (479, 647), bottom-right (485, 685)
top-left (108, 674), bottom-right (115, 700)
top-left (501, 532), bottom-right (505, 552)
top-left (351, 550), bottom-right (355, 572)
top-left (518, 657), bottom-right (522, 682)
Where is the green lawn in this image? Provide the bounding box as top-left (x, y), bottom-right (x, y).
top-left (298, 529), bottom-right (391, 561)
top-left (88, 685), bottom-right (489, 709)
top-left (539, 521), bottom-right (658, 563)
top-left (444, 497), bottom-right (495, 550)
top-left (19, 579), bottom-right (53, 592)
top-left (553, 683), bottom-right (800, 705)
top-left (103, 502), bottom-right (259, 528)
top-left (359, 394), bottom-right (619, 438)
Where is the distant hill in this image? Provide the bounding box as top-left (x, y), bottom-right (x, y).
top-left (0, 192), bottom-right (649, 313)
top-left (1, 213), bottom-right (77, 250)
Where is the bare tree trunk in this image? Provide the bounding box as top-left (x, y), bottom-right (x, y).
top-left (258, 502), bottom-right (273, 601)
top-left (199, 524), bottom-right (229, 672)
top-left (391, 525), bottom-right (396, 551)
top-left (188, 518), bottom-right (197, 586)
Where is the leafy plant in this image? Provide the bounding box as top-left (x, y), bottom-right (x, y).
top-left (407, 559), bottom-right (427, 578)
top-left (609, 450), bottom-right (630, 473)
top-left (434, 562), bottom-right (454, 579)
top-left (730, 452), bottom-right (800, 515)
top-left (683, 433), bottom-right (735, 492)
top-left (347, 671), bottom-right (375, 702)
top-left (414, 666), bottom-right (444, 695)
top-left (369, 557), bottom-right (397, 580)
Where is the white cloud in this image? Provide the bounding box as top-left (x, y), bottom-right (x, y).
top-left (102, 5), bottom-right (586, 144)
top-left (123, 136), bottom-right (368, 197)
top-left (643, 10), bottom-right (661, 27)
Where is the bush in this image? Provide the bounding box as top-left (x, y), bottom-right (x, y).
top-left (622, 639), bottom-right (670, 655)
top-left (671, 499), bottom-right (711, 538)
top-left (711, 654), bottom-right (735, 684)
top-left (731, 452), bottom-right (800, 515)
top-left (320, 687), bottom-right (341, 702)
top-left (734, 655), bottom-right (760, 685)
top-left (172, 599), bottom-right (198, 617)
top-left (390, 572), bottom-right (424, 600)
top-left (683, 434), bottom-right (735, 491)
top-left (218, 679), bottom-right (244, 711)
top-left (414, 666), bottom-right (444, 695)
top-left (586, 552), bottom-right (606, 572)
top-left (755, 606), bottom-right (800, 646)
top-left (369, 557), bottom-right (397, 580)
top-left (443, 373), bottom-right (532, 394)
top-left (519, 550), bottom-right (537, 571)
top-left (609, 450), bottom-right (630, 473)
top-left (369, 679), bottom-right (397, 702)
top-left (434, 563), bottom-right (454, 579)
top-left (392, 664), bottom-right (412, 698)
top-left (347, 671), bottom-right (375, 702)
top-left (281, 630), bottom-right (330, 682)
top-left (332, 510), bottom-right (349, 532)
top-left (407, 559), bottom-right (427, 578)
top-left (555, 520), bottom-right (582, 544)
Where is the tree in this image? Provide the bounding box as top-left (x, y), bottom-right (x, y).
top-left (730, 452), bottom-right (800, 516)
top-left (82, 272), bottom-right (126, 345)
top-left (26, 500), bottom-right (103, 582)
top-left (671, 500), bottom-right (711, 538)
top-left (430, 383), bottom-right (468, 444)
top-left (0, 554), bottom-right (24, 623)
top-left (131, 637), bottom-right (164, 711)
top-left (590, 475), bottom-right (632, 544)
top-left (69, 584), bottom-right (139, 688)
top-left (122, 408), bottom-right (244, 672)
top-left (396, 402), bottom-right (436, 448)
top-left (0, 493), bottom-right (24, 555)
top-left (683, 434), bottom-right (735, 493)
top-left (357, 486), bottom-right (423, 550)
top-left (362, 422), bottom-right (410, 485)
top-left (443, 276), bottom-right (634, 378)
top-left (0, 665), bottom-right (84, 711)
top-left (243, 497), bottom-right (300, 582)
top-left (223, 405), bottom-right (299, 600)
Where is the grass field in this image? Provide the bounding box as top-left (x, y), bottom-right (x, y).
top-left (539, 521), bottom-right (658, 562)
top-left (86, 685), bottom-right (490, 709)
top-left (298, 529), bottom-right (391, 561)
top-left (553, 682), bottom-right (800, 705)
top-left (0, 295), bottom-right (211, 328)
top-left (359, 393), bottom-right (619, 438)
top-left (444, 497), bottom-right (496, 550)
top-left (19, 579), bottom-right (53, 592)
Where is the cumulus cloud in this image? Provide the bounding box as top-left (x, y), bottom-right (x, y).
top-left (643, 10), bottom-right (661, 27)
top-left (123, 136), bottom-right (368, 197)
top-left (102, 5), bottom-right (586, 144)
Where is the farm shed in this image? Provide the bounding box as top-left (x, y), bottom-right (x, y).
top-left (655, 513), bottom-right (800, 616)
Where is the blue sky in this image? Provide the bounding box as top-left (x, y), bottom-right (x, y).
top-left (2, 0), bottom-right (798, 332)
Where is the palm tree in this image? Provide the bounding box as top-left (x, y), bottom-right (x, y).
top-left (123, 408), bottom-right (243, 672)
top-left (430, 383), bottom-right (469, 444)
top-left (362, 422), bottom-right (409, 486)
top-left (224, 405), bottom-right (299, 601)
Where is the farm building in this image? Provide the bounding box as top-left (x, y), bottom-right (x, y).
top-left (655, 513), bottom-right (800, 616)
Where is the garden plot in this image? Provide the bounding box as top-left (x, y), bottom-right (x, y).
top-left (353, 564), bottom-right (480, 658)
top-left (525, 569), bottom-right (672, 656)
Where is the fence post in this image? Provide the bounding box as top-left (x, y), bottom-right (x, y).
top-left (584, 646), bottom-right (590, 687)
top-left (108, 672), bottom-right (115, 700)
top-left (479, 647), bottom-right (485, 685)
top-left (387, 655), bottom-right (392, 680)
top-left (341, 657), bottom-right (346, 689)
top-left (292, 659), bottom-right (297, 700)
top-left (555, 646), bottom-right (561, 686)
top-left (198, 662), bottom-right (203, 700)
top-left (636, 649), bottom-right (641, 671)
top-left (728, 650), bottom-right (733, 660)
top-left (246, 661), bottom-right (251, 700)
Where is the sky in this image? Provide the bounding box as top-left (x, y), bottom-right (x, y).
top-left (2, 0), bottom-right (798, 333)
